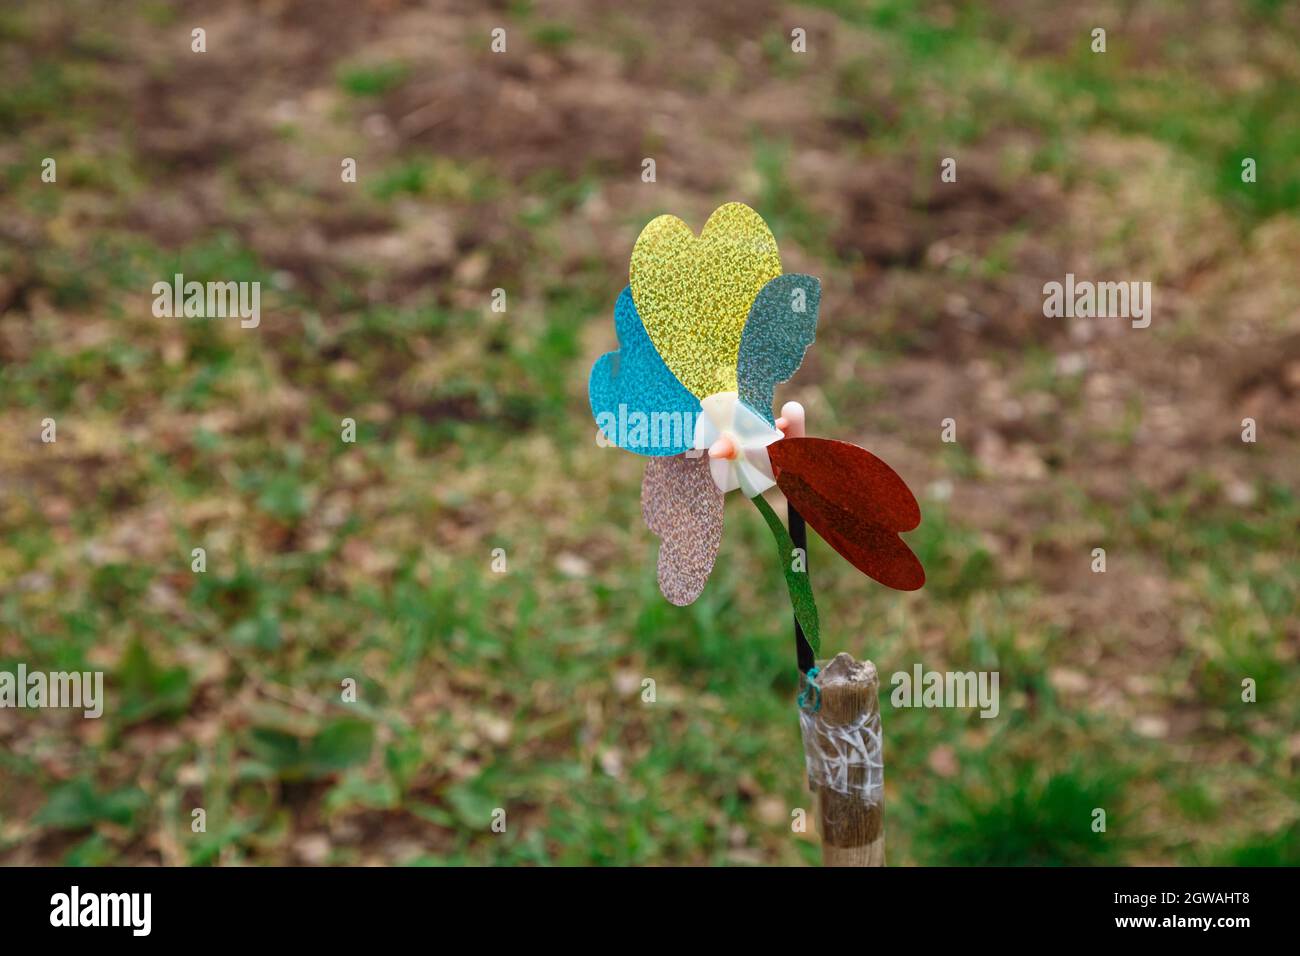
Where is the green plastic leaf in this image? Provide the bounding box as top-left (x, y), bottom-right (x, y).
top-left (751, 494), bottom-right (820, 654)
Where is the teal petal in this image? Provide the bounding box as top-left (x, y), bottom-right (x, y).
top-left (589, 286), bottom-right (699, 456)
top-left (737, 274), bottom-right (820, 424)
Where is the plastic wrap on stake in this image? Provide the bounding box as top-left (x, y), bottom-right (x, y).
top-left (799, 652), bottom-right (885, 866)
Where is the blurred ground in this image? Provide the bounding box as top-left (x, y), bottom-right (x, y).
top-left (0, 0), bottom-right (1297, 865)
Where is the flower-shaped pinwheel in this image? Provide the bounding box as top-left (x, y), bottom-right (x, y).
top-left (589, 203), bottom-right (924, 652)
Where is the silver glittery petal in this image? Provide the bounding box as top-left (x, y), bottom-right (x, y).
top-left (641, 453), bottom-right (725, 606)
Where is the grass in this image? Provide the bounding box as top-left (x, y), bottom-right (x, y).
top-left (808, 0), bottom-right (1300, 221)
top-left (916, 767), bottom-right (1128, 865)
top-left (336, 61), bottom-right (409, 98)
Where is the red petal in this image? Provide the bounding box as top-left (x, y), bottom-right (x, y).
top-left (768, 437), bottom-right (925, 591)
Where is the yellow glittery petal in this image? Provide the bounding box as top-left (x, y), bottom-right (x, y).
top-left (629, 202), bottom-right (782, 398)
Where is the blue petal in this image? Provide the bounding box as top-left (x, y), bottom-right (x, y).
top-left (589, 286), bottom-right (699, 456)
top-left (737, 274), bottom-right (820, 424)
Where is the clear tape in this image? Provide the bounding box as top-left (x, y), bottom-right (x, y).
top-left (799, 703), bottom-right (883, 806)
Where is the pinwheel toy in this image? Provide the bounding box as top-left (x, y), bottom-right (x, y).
top-left (590, 201), bottom-right (924, 672)
top-left (590, 202), bottom-right (925, 866)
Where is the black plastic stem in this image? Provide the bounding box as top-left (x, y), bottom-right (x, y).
top-left (789, 504), bottom-right (815, 674)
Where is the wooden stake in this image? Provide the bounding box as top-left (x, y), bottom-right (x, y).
top-left (801, 652), bottom-right (885, 866)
